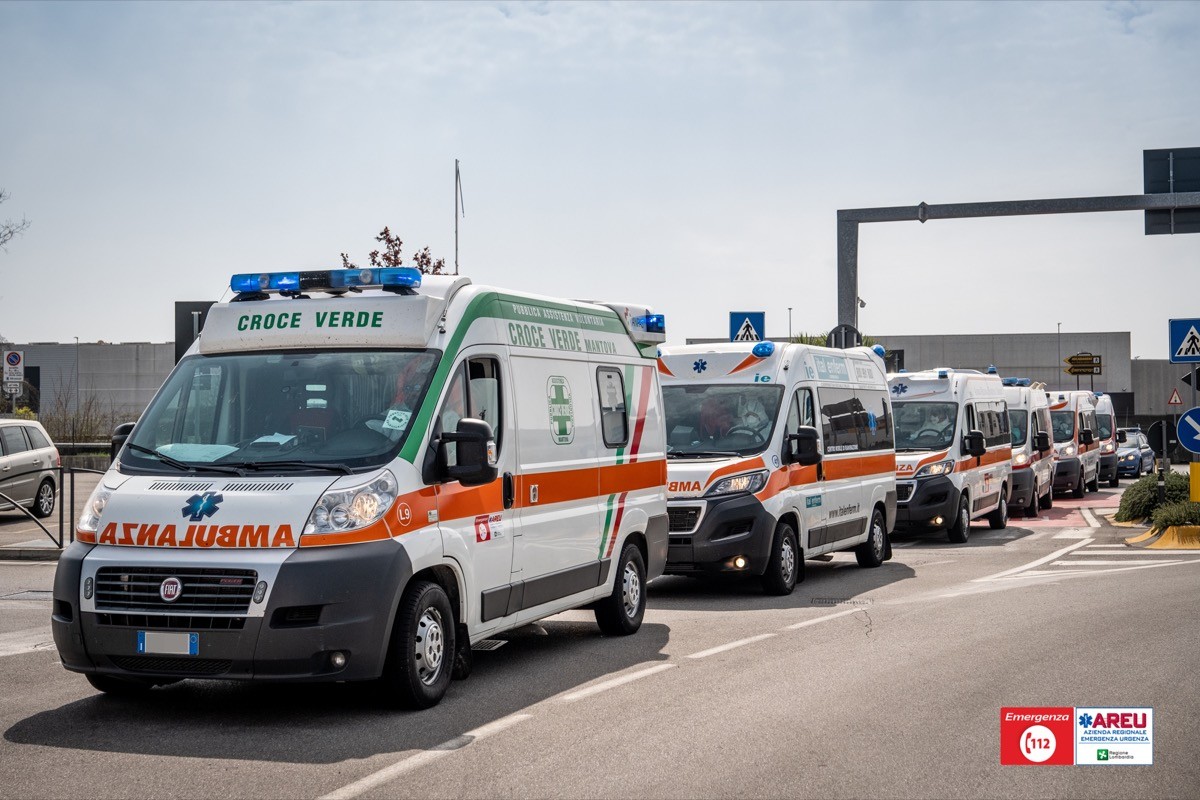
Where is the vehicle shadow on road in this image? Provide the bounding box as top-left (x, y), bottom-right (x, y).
top-left (646, 557), bottom-right (916, 612)
top-left (3, 620), bottom-right (671, 764)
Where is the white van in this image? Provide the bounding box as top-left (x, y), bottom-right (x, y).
top-left (1001, 378), bottom-right (1055, 517)
top-left (888, 368), bottom-right (1013, 542)
top-left (1093, 393), bottom-right (1119, 488)
top-left (1048, 389), bottom-right (1101, 497)
top-left (52, 268), bottom-right (668, 708)
top-left (657, 341), bottom-right (896, 595)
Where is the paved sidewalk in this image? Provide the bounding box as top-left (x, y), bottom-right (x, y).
top-left (0, 472), bottom-right (101, 561)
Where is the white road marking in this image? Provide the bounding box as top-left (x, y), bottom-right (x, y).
top-left (687, 633), bottom-right (777, 660)
top-left (1081, 508), bottom-right (1101, 528)
top-left (560, 663), bottom-right (676, 702)
top-left (1085, 544), bottom-right (1131, 548)
top-left (919, 559), bottom-right (957, 567)
top-left (1054, 559), bottom-right (1189, 566)
top-left (1077, 548), bottom-right (1200, 555)
top-left (973, 538), bottom-right (1093, 581)
top-left (319, 713), bottom-right (533, 800)
top-left (0, 627), bottom-right (55, 659)
top-left (784, 608), bottom-right (861, 630)
top-left (1052, 529), bottom-right (1094, 539)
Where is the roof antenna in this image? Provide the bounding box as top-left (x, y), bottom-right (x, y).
top-left (454, 159), bottom-right (466, 276)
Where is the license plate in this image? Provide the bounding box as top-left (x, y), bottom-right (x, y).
top-left (137, 631), bottom-right (199, 656)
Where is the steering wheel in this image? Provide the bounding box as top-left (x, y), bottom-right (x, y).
top-left (726, 425), bottom-right (761, 438)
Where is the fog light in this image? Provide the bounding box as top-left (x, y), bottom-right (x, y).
top-left (932, 516), bottom-right (944, 527)
top-left (253, 581), bottom-right (268, 603)
top-left (733, 556), bottom-right (747, 569)
top-left (83, 577), bottom-right (93, 600)
top-left (330, 651), bottom-right (347, 669)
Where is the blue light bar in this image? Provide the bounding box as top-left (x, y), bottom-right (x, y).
top-left (329, 267), bottom-right (422, 290)
top-left (631, 314), bottom-right (666, 335)
top-left (231, 272), bottom-right (301, 293)
top-left (1001, 377), bottom-right (1032, 386)
top-left (987, 364), bottom-right (998, 374)
top-left (752, 341), bottom-right (775, 358)
top-left (872, 344), bottom-right (886, 359)
top-left (937, 369), bottom-right (949, 379)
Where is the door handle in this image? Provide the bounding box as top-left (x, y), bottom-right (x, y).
top-left (503, 472), bottom-right (514, 510)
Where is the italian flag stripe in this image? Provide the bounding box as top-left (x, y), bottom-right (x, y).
top-left (606, 491), bottom-right (628, 558)
top-left (627, 366), bottom-right (652, 462)
top-left (598, 494), bottom-right (616, 558)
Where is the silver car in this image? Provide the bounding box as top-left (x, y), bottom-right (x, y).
top-left (0, 419), bottom-right (60, 518)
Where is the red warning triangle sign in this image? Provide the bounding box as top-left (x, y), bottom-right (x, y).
top-left (1168, 388), bottom-right (1183, 406)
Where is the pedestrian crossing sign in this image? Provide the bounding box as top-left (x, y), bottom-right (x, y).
top-left (1170, 318), bottom-right (1200, 363)
top-left (730, 312), bottom-right (765, 342)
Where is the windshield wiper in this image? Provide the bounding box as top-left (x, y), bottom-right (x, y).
top-left (220, 460), bottom-right (354, 475)
top-left (125, 443), bottom-right (247, 476)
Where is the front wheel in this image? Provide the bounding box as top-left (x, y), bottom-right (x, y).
top-left (380, 580), bottom-right (455, 709)
top-left (1108, 471), bottom-right (1120, 488)
top-left (1024, 484), bottom-right (1039, 518)
top-left (855, 508), bottom-right (887, 568)
top-left (595, 542), bottom-right (647, 635)
top-left (32, 480), bottom-right (55, 518)
top-left (1072, 472), bottom-right (1085, 499)
top-left (987, 490), bottom-right (1008, 530)
top-left (761, 522), bottom-right (800, 595)
top-left (1039, 484), bottom-right (1054, 510)
top-left (948, 493), bottom-right (971, 543)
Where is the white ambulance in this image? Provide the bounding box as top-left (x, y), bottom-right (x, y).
top-left (1001, 378), bottom-right (1055, 517)
top-left (657, 341), bottom-right (896, 596)
top-left (51, 267), bottom-right (668, 708)
top-left (888, 368), bottom-right (1012, 542)
top-left (1093, 393), bottom-right (1120, 488)
top-left (1048, 389), bottom-right (1101, 497)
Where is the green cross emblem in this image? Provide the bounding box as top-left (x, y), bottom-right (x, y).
top-left (547, 377), bottom-right (574, 444)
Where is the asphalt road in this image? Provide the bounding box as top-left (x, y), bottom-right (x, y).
top-left (1, 484), bottom-right (1198, 799)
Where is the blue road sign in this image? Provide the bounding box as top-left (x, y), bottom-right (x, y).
top-left (1178, 407), bottom-right (1200, 455)
top-left (730, 312), bottom-right (765, 342)
top-left (1169, 318), bottom-right (1200, 363)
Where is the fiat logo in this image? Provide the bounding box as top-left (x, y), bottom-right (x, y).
top-left (159, 577), bottom-right (183, 603)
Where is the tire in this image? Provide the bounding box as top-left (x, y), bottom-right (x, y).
top-left (1134, 462), bottom-right (1143, 478)
top-left (32, 480), bottom-right (55, 519)
top-left (595, 542), bottom-right (647, 635)
top-left (1024, 484), bottom-right (1039, 518)
top-left (1039, 484), bottom-right (1053, 510)
top-left (1108, 472), bottom-right (1120, 488)
top-left (987, 489), bottom-right (1008, 530)
top-left (855, 508), bottom-right (887, 568)
top-left (1072, 472), bottom-right (1085, 499)
top-left (761, 522), bottom-right (801, 595)
top-left (1086, 468), bottom-right (1099, 493)
top-left (379, 580), bottom-right (455, 709)
top-left (947, 493), bottom-right (970, 544)
top-left (86, 673), bottom-right (158, 696)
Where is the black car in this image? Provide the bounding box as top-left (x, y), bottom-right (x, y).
top-left (1116, 428), bottom-right (1155, 478)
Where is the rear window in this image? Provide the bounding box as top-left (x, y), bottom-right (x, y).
top-left (26, 426), bottom-right (52, 450)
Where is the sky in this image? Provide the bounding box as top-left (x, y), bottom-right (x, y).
top-left (1, 0), bottom-right (1197, 358)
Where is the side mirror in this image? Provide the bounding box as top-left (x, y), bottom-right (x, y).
top-left (786, 427), bottom-right (823, 467)
top-left (1116, 430), bottom-right (1128, 444)
top-left (964, 430), bottom-right (987, 458)
top-left (1035, 431), bottom-right (1052, 453)
top-left (440, 418), bottom-right (498, 487)
top-left (111, 422), bottom-right (136, 463)
top-left (1080, 429), bottom-right (1095, 446)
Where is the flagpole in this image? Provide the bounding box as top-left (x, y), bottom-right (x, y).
top-left (454, 159), bottom-right (459, 275)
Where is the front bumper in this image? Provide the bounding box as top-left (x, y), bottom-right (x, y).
top-left (1010, 467), bottom-right (1035, 508)
top-left (1052, 457), bottom-right (1081, 492)
top-left (1117, 456), bottom-right (1146, 476)
top-left (665, 493), bottom-right (775, 576)
top-left (894, 475), bottom-right (959, 529)
top-left (52, 539), bottom-right (413, 683)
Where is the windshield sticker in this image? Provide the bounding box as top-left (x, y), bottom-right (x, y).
top-left (812, 355), bottom-right (850, 382)
top-left (547, 376), bottom-right (575, 445)
top-left (384, 409), bottom-right (412, 431)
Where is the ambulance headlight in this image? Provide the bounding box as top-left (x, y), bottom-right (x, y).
top-left (1012, 452), bottom-right (1029, 466)
top-left (1101, 441), bottom-right (1115, 453)
top-left (305, 470), bottom-right (398, 535)
top-left (705, 470), bottom-right (769, 497)
top-left (1061, 444), bottom-right (1076, 457)
top-left (913, 460), bottom-right (955, 479)
top-left (78, 485), bottom-right (114, 533)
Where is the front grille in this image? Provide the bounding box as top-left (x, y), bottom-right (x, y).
top-left (96, 613), bottom-right (246, 630)
top-left (95, 567), bottom-right (257, 614)
top-left (111, 655), bottom-right (232, 675)
top-left (668, 506), bottom-right (701, 533)
top-left (897, 483), bottom-right (913, 502)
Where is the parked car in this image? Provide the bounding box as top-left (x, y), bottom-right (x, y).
top-left (1116, 428), bottom-right (1155, 479)
top-left (0, 419), bottom-right (60, 518)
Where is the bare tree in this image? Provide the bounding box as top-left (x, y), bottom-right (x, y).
top-left (0, 189), bottom-right (31, 250)
top-left (341, 227), bottom-right (446, 274)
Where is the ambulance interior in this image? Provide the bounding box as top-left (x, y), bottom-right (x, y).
top-left (663, 385), bottom-right (782, 456)
top-left (892, 401), bottom-right (959, 451)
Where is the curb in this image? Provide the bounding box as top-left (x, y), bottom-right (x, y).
top-left (0, 548), bottom-right (62, 562)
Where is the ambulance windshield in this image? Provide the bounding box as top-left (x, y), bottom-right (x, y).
top-left (663, 384), bottom-right (783, 456)
top-left (123, 349), bottom-right (441, 474)
top-left (1051, 411), bottom-right (1075, 443)
top-left (892, 401), bottom-right (958, 451)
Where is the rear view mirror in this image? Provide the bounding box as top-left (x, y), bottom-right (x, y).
top-left (440, 418), bottom-right (498, 487)
top-left (964, 430), bottom-right (986, 458)
top-left (786, 427), bottom-right (822, 467)
top-left (1080, 429), bottom-right (1095, 446)
top-left (1116, 430), bottom-right (1128, 444)
top-left (111, 422), bottom-right (136, 463)
top-left (1035, 431), bottom-right (1051, 453)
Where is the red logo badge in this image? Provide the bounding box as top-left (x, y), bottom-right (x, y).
top-left (474, 514), bottom-right (492, 543)
top-left (1000, 707), bottom-right (1073, 765)
top-left (159, 577), bottom-right (183, 603)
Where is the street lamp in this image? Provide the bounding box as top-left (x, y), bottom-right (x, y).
top-left (73, 336), bottom-right (79, 445)
top-left (787, 307), bottom-right (792, 340)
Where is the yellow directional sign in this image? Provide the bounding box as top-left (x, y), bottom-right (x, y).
top-left (1064, 353), bottom-right (1102, 366)
top-left (1064, 365), bottom-right (1102, 376)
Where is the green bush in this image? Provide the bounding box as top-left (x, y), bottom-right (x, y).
top-left (1115, 472), bottom-right (1191, 522)
top-left (1149, 500), bottom-right (1200, 530)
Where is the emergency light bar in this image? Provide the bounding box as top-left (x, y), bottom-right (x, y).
top-left (752, 341), bottom-right (775, 358)
top-left (230, 267), bottom-right (422, 297)
top-left (1002, 377), bottom-right (1033, 386)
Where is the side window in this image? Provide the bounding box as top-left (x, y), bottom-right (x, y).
top-left (818, 387), bottom-right (862, 454)
top-left (26, 426), bottom-right (51, 450)
top-left (800, 388), bottom-right (815, 427)
top-left (784, 392), bottom-right (802, 438)
top-left (1, 426), bottom-right (30, 456)
top-left (856, 389), bottom-right (894, 451)
top-left (438, 357), bottom-right (503, 470)
top-left (965, 404), bottom-right (977, 435)
top-left (596, 367), bottom-right (628, 448)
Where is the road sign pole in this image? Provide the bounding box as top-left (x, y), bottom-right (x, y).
top-left (1193, 364), bottom-right (1198, 463)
